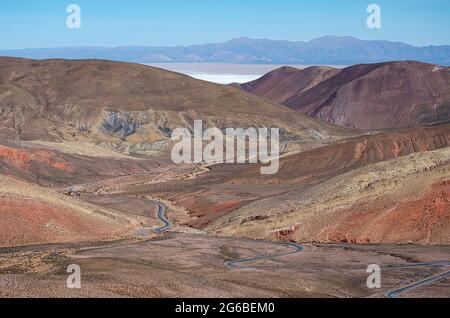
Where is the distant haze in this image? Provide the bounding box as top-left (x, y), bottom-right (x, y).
top-left (1, 37), bottom-right (450, 66)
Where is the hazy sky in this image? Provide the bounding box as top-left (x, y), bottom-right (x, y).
top-left (1, 0), bottom-right (449, 49)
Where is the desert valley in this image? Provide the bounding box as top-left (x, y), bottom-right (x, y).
top-left (0, 56), bottom-right (449, 298)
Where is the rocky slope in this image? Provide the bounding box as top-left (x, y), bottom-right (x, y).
top-left (238, 66), bottom-right (339, 104)
top-left (240, 61), bottom-right (450, 130)
top-left (0, 57), bottom-right (355, 154)
top-left (1, 57), bottom-right (449, 247)
top-left (232, 123), bottom-right (450, 185)
top-left (120, 124), bottom-right (450, 242)
top-left (0, 174), bottom-right (138, 247)
top-left (0, 138), bottom-right (175, 186)
top-left (208, 147), bottom-right (450, 244)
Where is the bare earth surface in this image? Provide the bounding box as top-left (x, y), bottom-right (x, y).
top-left (0, 58), bottom-right (449, 298)
top-left (0, 122), bottom-right (448, 298)
top-left (0, 230), bottom-right (449, 298)
top-left (239, 61), bottom-right (450, 130)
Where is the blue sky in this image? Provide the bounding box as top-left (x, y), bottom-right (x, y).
top-left (1, 0), bottom-right (449, 49)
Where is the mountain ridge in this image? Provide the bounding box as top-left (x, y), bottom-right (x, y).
top-left (0, 57), bottom-right (355, 155)
top-left (239, 60), bottom-right (450, 130)
top-left (2, 36), bottom-right (450, 65)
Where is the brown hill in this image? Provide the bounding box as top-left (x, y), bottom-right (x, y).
top-left (239, 66), bottom-right (339, 104)
top-left (0, 138), bottom-right (169, 186)
top-left (0, 174), bottom-right (137, 247)
top-left (124, 123), bottom-right (450, 241)
top-left (231, 123), bottom-right (450, 185)
top-left (0, 57), bottom-right (354, 151)
top-left (208, 147), bottom-right (450, 245)
top-left (240, 61), bottom-right (450, 130)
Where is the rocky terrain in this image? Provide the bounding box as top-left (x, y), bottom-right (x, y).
top-left (0, 174), bottom-right (139, 247)
top-left (240, 61), bottom-right (450, 130)
top-left (0, 58), bottom-right (448, 298)
top-left (208, 147), bottom-right (450, 244)
top-left (117, 123), bottom-right (449, 234)
top-left (238, 66), bottom-right (339, 105)
top-left (2, 233), bottom-right (449, 298)
top-left (1, 59), bottom-right (447, 246)
top-left (0, 57), bottom-right (354, 154)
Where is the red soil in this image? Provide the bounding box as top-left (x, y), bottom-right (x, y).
top-left (233, 124), bottom-right (449, 185)
top-left (0, 196), bottom-right (123, 247)
top-left (0, 145), bottom-right (74, 172)
top-left (317, 180), bottom-right (450, 244)
top-left (173, 195), bottom-right (242, 228)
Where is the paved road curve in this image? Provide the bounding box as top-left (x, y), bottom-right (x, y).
top-left (150, 201), bottom-right (449, 297)
top-left (385, 262), bottom-right (450, 298)
top-left (224, 241), bottom-right (304, 269)
top-left (151, 201), bottom-right (172, 233)
top-left (150, 201), bottom-right (304, 268)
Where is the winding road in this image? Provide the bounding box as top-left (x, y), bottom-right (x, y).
top-left (385, 262), bottom-right (450, 298)
top-left (150, 201), bottom-right (305, 267)
top-left (152, 201), bottom-right (172, 233)
top-left (224, 241), bottom-right (304, 269)
top-left (151, 201), bottom-right (448, 297)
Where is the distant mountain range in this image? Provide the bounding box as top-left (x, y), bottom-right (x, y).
top-left (1, 36), bottom-right (450, 65)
